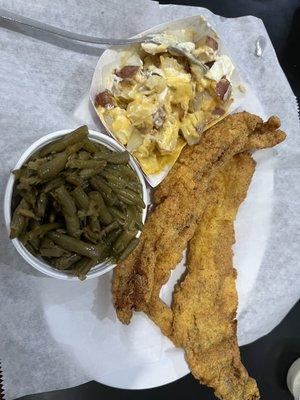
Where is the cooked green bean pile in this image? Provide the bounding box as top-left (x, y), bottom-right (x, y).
top-left (10, 126), bottom-right (145, 280)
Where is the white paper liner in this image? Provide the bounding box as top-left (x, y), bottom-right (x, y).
top-left (0, 1), bottom-right (299, 398)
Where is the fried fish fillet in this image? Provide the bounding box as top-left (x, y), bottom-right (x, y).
top-left (112, 112), bottom-right (286, 325)
top-left (172, 153), bottom-right (259, 400)
top-left (142, 176), bottom-right (220, 337)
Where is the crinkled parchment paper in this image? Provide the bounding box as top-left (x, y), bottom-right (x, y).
top-left (0, 0), bottom-right (299, 398)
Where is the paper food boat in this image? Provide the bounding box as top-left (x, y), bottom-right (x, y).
top-left (90, 15), bottom-right (246, 187)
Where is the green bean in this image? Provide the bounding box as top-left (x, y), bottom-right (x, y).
top-left (100, 167), bottom-right (120, 177)
top-left (108, 206), bottom-right (126, 225)
top-left (101, 189), bottom-right (117, 206)
top-left (99, 221), bottom-right (119, 239)
top-left (89, 176), bottom-right (112, 195)
top-left (38, 152), bottom-right (68, 181)
top-left (104, 172), bottom-right (127, 188)
top-left (66, 141), bottom-right (86, 155)
top-left (12, 168), bottom-right (23, 179)
top-left (108, 164), bottom-right (138, 180)
top-left (40, 237), bottom-right (55, 248)
top-left (71, 187), bottom-right (89, 210)
top-left (28, 237), bottom-right (40, 252)
top-left (48, 231), bottom-right (100, 259)
top-left (100, 169), bottom-right (127, 191)
top-left (117, 238), bottom-right (139, 262)
top-left (90, 216), bottom-right (101, 233)
top-left (95, 151), bottom-right (130, 164)
top-left (77, 210), bottom-right (86, 221)
top-left (18, 188), bottom-right (37, 207)
top-left (116, 188), bottom-right (145, 208)
top-left (135, 218), bottom-right (143, 232)
top-left (17, 209), bottom-right (37, 219)
top-left (79, 167), bottom-right (106, 180)
top-left (105, 170), bottom-right (140, 195)
top-left (82, 216), bottom-right (101, 243)
top-left (28, 219), bottom-right (40, 230)
top-left (94, 152), bottom-right (114, 161)
top-left (55, 185), bottom-right (76, 213)
top-left (10, 199), bottom-right (30, 239)
top-left (11, 192), bottom-right (22, 213)
top-left (40, 246), bottom-right (67, 258)
top-left (113, 230), bottom-right (137, 254)
top-left (55, 253), bottom-right (82, 270)
top-left (13, 167), bottom-right (33, 180)
top-left (25, 222), bottom-right (61, 242)
top-left (64, 173), bottom-right (84, 187)
top-left (27, 159), bottom-right (48, 171)
top-left (55, 185), bottom-right (80, 238)
top-left (18, 176), bottom-right (41, 188)
top-left (26, 219), bottom-right (41, 251)
top-left (89, 191), bottom-right (113, 225)
top-left (126, 180), bottom-right (142, 194)
top-left (105, 228), bottom-right (122, 246)
top-left (83, 227), bottom-right (98, 244)
top-left (123, 206), bottom-right (140, 230)
top-left (67, 159), bottom-right (106, 170)
top-left (78, 151), bottom-right (90, 160)
top-left (94, 142), bottom-right (112, 154)
top-left (43, 177), bottom-right (65, 193)
top-left (90, 177), bottom-right (117, 206)
top-left (123, 188), bottom-right (145, 207)
top-left (73, 257), bottom-right (96, 280)
top-left (128, 205), bottom-right (143, 230)
top-left (96, 242), bottom-right (111, 263)
top-left (116, 192), bottom-right (136, 206)
top-left (68, 153), bottom-right (77, 161)
top-left (125, 209), bottom-right (136, 231)
top-left (39, 126), bottom-right (89, 157)
top-left (36, 192), bottom-right (47, 219)
top-left (82, 140), bottom-right (96, 153)
top-left (25, 242), bottom-right (37, 256)
top-left (105, 179), bottom-right (124, 192)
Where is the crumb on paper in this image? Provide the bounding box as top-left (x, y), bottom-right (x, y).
top-left (238, 84), bottom-right (246, 93)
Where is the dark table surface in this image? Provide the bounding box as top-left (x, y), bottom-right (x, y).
top-left (15, 1), bottom-right (300, 399)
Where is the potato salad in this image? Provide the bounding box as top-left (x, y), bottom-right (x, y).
top-left (95, 31), bottom-right (235, 175)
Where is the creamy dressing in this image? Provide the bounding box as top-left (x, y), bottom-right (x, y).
top-left (205, 55), bottom-right (235, 81)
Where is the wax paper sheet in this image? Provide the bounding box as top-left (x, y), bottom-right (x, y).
top-left (0, 0), bottom-right (299, 399)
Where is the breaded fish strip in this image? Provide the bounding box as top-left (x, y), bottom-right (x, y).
top-left (154, 114), bottom-right (283, 203)
top-left (142, 176), bottom-right (220, 337)
top-left (112, 112), bottom-right (286, 324)
top-left (172, 153), bottom-right (259, 400)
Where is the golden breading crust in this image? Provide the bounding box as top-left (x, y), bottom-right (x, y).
top-left (143, 153), bottom-right (259, 399)
top-left (171, 153), bottom-right (259, 400)
top-left (112, 112), bottom-right (286, 325)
